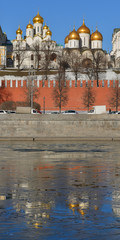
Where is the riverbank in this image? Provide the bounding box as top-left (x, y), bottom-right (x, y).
top-left (0, 114), bottom-right (120, 141)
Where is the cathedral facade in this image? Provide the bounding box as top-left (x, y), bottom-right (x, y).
top-left (12, 12), bottom-right (63, 69)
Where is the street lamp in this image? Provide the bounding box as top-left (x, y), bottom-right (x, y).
top-left (43, 96), bottom-right (45, 114)
top-left (28, 69), bottom-right (36, 109)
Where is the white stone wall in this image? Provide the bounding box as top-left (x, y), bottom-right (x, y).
top-left (91, 40), bottom-right (102, 49)
top-left (43, 29), bottom-right (48, 38)
top-left (34, 23), bottom-right (42, 35)
top-left (79, 33), bottom-right (90, 48)
top-left (68, 40), bottom-right (79, 48)
top-left (16, 34), bottom-right (22, 41)
top-left (26, 28), bottom-right (34, 38)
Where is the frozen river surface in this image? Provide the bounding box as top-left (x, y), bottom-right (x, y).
top-left (0, 141), bottom-right (120, 240)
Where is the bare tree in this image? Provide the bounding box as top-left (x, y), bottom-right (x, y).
top-left (57, 52), bottom-right (69, 86)
top-left (24, 71), bottom-right (39, 108)
top-left (69, 51), bottom-right (82, 87)
top-left (52, 70), bottom-right (69, 113)
top-left (31, 41), bottom-right (41, 70)
top-left (108, 80), bottom-right (120, 111)
top-left (41, 40), bottom-right (52, 81)
top-left (92, 50), bottom-right (106, 87)
top-left (82, 81), bottom-right (95, 111)
top-left (14, 41), bottom-right (27, 70)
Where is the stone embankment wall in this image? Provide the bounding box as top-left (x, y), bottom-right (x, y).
top-left (0, 114), bottom-right (120, 141)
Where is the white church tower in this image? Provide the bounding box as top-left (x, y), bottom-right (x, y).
top-left (16, 26), bottom-right (22, 41)
top-left (77, 19), bottom-right (90, 48)
top-left (33, 12), bottom-right (43, 35)
top-left (91, 27), bottom-right (103, 49)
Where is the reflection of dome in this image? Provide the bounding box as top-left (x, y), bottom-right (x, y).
top-left (112, 190), bottom-right (120, 218)
top-left (91, 28), bottom-right (103, 41)
top-left (77, 20), bottom-right (90, 34)
top-left (43, 23), bottom-right (48, 30)
top-left (64, 35), bottom-right (69, 44)
top-left (16, 26), bottom-right (23, 35)
top-left (46, 28), bottom-right (52, 36)
top-left (33, 12), bottom-right (44, 24)
top-left (26, 21), bottom-right (33, 29)
top-left (68, 29), bottom-right (80, 40)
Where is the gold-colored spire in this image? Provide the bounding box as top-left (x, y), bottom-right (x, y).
top-left (26, 20), bottom-right (33, 29)
top-left (43, 23), bottom-right (48, 30)
top-left (16, 25), bottom-right (22, 35)
top-left (83, 18), bottom-right (85, 26)
top-left (68, 28), bottom-right (80, 40)
top-left (91, 27), bottom-right (103, 41)
top-left (46, 27), bottom-right (52, 36)
top-left (77, 19), bottom-right (90, 34)
top-left (33, 11), bottom-right (44, 24)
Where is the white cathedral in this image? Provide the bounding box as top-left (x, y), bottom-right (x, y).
top-left (64, 20), bottom-right (103, 50)
top-left (0, 12), bottom-right (120, 69)
top-left (12, 12), bottom-right (63, 69)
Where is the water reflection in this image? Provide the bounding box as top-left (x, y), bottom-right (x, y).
top-left (0, 141), bottom-right (120, 239)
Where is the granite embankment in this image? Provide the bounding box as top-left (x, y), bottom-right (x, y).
top-left (0, 114), bottom-right (120, 141)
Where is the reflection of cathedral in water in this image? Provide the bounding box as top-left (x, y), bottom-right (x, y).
top-left (0, 142), bottom-right (120, 234)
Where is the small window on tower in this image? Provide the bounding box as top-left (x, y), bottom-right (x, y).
top-left (84, 38), bottom-right (85, 45)
top-left (37, 26), bottom-right (39, 32)
top-left (31, 55), bottom-right (34, 61)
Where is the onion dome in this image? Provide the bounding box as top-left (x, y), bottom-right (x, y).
top-left (16, 26), bottom-right (22, 35)
top-left (26, 20), bottom-right (33, 29)
top-left (43, 23), bottom-right (48, 30)
top-left (91, 27), bottom-right (103, 41)
top-left (64, 34), bottom-right (69, 44)
top-left (77, 19), bottom-right (90, 34)
top-left (68, 29), bottom-right (80, 40)
top-left (46, 28), bottom-right (52, 36)
top-left (33, 12), bottom-right (43, 24)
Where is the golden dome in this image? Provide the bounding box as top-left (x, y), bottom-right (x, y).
top-left (64, 34), bottom-right (69, 44)
top-left (33, 12), bottom-right (43, 24)
top-left (91, 28), bottom-right (103, 41)
top-left (16, 26), bottom-right (22, 35)
top-left (77, 20), bottom-right (90, 34)
top-left (46, 28), bottom-right (52, 36)
top-left (68, 29), bottom-right (80, 40)
top-left (26, 21), bottom-right (33, 29)
top-left (43, 23), bottom-right (48, 30)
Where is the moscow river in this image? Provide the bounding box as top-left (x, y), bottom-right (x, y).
top-left (0, 141), bottom-right (120, 240)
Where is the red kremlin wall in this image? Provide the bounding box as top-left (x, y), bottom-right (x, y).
top-left (0, 79), bottom-right (117, 111)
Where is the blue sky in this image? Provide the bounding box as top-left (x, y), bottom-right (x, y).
top-left (0, 0), bottom-right (120, 52)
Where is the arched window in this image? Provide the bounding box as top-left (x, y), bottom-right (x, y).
top-left (50, 53), bottom-right (57, 61)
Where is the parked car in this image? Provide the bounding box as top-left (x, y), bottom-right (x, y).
top-left (31, 109), bottom-right (39, 114)
top-left (109, 111), bottom-right (118, 114)
top-left (0, 110), bottom-right (7, 114)
top-left (50, 111), bottom-right (59, 114)
top-left (31, 109), bottom-right (42, 114)
top-left (62, 110), bottom-right (78, 114)
top-left (36, 110), bottom-right (42, 114)
top-left (7, 110), bottom-right (16, 114)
